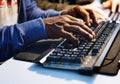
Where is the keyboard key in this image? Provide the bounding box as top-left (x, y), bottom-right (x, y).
top-left (92, 47), bottom-right (99, 56)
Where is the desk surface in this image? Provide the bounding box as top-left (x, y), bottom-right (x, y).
top-left (0, 58), bottom-right (120, 84)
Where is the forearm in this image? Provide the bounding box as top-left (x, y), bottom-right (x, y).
top-left (0, 18), bottom-right (46, 61)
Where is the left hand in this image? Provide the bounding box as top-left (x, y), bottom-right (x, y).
top-left (61, 6), bottom-right (98, 27)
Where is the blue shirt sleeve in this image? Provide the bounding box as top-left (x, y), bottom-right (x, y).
top-left (0, 18), bottom-right (46, 61)
top-left (0, 0), bottom-right (62, 61)
top-left (26, 0), bottom-right (61, 20)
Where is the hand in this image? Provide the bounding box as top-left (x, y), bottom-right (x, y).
top-left (102, 0), bottom-right (120, 13)
top-left (43, 15), bottom-right (95, 46)
top-left (61, 6), bottom-right (99, 26)
top-left (81, 4), bottom-right (107, 22)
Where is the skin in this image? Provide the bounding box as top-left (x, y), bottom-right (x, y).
top-left (102, 0), bottom-right (120, 13)
top-left (43, 6), bottom-right (99, 46)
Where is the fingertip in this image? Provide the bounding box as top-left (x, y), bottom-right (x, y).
top-left (118, 7), bottom-right (120, 13)
top-left (92, 31), bottom-right (95, 38)
top-left (111, 9), bottom-right (116, 13)
top-left (90, 35), bottom-right (94, 40)
top-left (88, 32), bottom-right (95, 40)
top-left (88, 23), bottom-right (91, 27)
top-left (86, 21), bottom-right (91, 27)
top-left (94, 20), bottom-right (99, 25)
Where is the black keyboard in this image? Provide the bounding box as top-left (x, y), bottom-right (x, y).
top-left (40, 13), bottom-right (120, 74)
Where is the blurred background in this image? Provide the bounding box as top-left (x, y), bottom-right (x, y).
top-left (35, 0), bottom-right (94, 10)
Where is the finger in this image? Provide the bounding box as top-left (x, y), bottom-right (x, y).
top-left (118, 1), bottom-right (120, 13)
top-left (102, 0), bottom-right (111, 9)
top-left (66, 20), bottom-right (95, 37)
top-left (94, 9), bottom-right (108, 20)
top-left (64, 24), bottom-right (95, 40)
top-left (64, 15), bottom-right (86, 25)
top-left (65, 15), bottom-right (83, 22)
top-left (74, 6), bottom-right (91, 26)
top-left (111, 0), bottom-right (118, 12)
top-left (60, 29), bottom-right (79, 45)
top-left (86, 9), bottom-right (98, 24)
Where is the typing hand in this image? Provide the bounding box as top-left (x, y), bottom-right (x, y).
top-left (102, 0), bottom-right (120, 13)
top-left (81, 4), bottom-right (107, 22)
top-left (43, 15), bottom-right (95, 46)
top-left (61, 6), bottom-right (99, 26)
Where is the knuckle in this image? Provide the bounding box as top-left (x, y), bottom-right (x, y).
top-left (59, 15), bottom-right (65, 19)
top-left (75, 6), bottom-right (82, 10)
top-left (66, 33), bottom-right (74, 39)
top-left (61, 15), bottom-right (69, 20)
top-left (84, 12), bottom-right (89, 18)
top-left (90, 10), bottom-right (94, 13)
top-left (87, 9), bottom-right (93, 13)
top-left (64, 14), bottom-right (70, 17)
top-left (75, 26), bottom-right (81, 31)
top-left (68, 33), bottom-right (73, 37)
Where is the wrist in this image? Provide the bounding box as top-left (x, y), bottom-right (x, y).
top-left (60, 10), bottom-right (68, 15)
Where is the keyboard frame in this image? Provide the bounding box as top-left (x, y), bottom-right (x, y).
top-left (39, 20), bottom-right (120, 73)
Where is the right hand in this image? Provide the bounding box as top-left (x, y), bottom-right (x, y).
top-left (102, 0), bottom-right (120, 13)
top-left (43, 15), bottom-right (95, 46)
